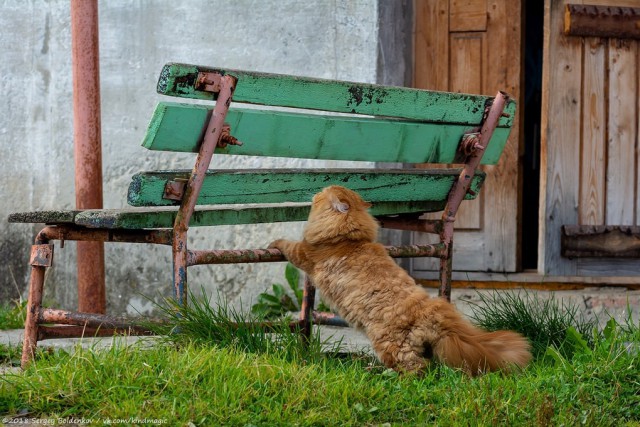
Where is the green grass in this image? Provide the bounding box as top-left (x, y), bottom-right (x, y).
top-left (0, 300), bottom-right (26, 330)
top-left (145, 288), bottom-right (343, 363)
top-left (467, 290), bottom-right (600, 358)
top-left (1, 292), bottom-right (638, 426)
top-left (0, 345), bottom-right (21, 367)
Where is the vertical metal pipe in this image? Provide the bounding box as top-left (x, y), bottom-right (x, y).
top-left (71, 0), bottom-right (105, 314)
top-left (21, 265), bottom-right (45, 369)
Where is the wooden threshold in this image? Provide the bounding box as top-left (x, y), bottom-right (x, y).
top-left (415, 270), bottom-right (640, 291)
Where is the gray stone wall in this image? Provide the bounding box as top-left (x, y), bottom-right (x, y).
top-left (0, 0), bottom-right (385, 314)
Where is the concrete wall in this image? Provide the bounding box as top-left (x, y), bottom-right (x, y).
top-left (0, 0), bottom-right (392, 314)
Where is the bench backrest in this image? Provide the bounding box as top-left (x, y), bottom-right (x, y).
top-left (144, 63), bottom-right (515, 164)
top-left (129, 63), bottom-right (514, 211)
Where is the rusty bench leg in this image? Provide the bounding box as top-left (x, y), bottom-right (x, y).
top-left (21, 242), bottom-right (54, 369)
top-left (299, 274), bottom-right (316, 344)
top-left (438, 238), bottom-right (454, 302)
top-left (172, 229), bottom-right (188, 306)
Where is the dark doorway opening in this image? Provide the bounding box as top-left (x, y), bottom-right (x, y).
top-left (522, 0), bottom-right (543, 270)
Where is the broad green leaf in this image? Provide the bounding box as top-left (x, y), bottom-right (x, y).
top-left (566, 326), bottom-right (591, 355)
top-left (272, 284), bottom-right (286, 298)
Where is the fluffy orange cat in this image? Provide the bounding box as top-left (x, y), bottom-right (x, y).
top-left (269, 185), bottom-right (531, 375)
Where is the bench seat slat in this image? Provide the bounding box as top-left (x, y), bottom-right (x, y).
top-left (79, 202), bottom-right (448, 229)
top-left (127, 169), bottom-right (485, 207)
top-left (157, 63), bottom-right (516, 128)
top-left (143, 102), bottom-right (510, 164)
top-left (8, 202), bottom-right (445, 229)
top-left (8, 210), bottom-right (80, 224)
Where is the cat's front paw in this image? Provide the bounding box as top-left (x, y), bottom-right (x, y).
top-left (268, 239), bottom-right (286, 250)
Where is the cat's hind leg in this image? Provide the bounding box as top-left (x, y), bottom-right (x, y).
top-left (370, 336), bottom-right (429, 374)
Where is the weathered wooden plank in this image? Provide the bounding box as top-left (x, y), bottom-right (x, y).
top-left (479, 0), bottom-right (521, 272)
top-left (156, 63), bottom-right (516, 128)
top-left (637, 45), bottom-right (640, 227)
top-left (414, 0), bottom-right (455, 271)
top-left (564, 4), bottom-right (640, 40)
top-left (449, 33), bottom-right (485, 230)
top-left (74, 201), bottom-right (448, 229)
top-left (414, 0), bottom-right (449, 91)
top-left (7, 210), bottom-right (80, 224)
top-left (412, 0), bottom-right (521, 274)
top-left (127, 169), bottom-right (485, 207)
top-left (562, 225), bottom-right (640, 258)
top-left (579, 37), bottom-right (606, 225)
top-left (576, 258), bottom-right (640, 276)
top-left (450, 0), bottom-right (487, 32)
top-left (142, 102), bottom-right (511, 165)
top-left (607, 38), bottom-right (637, 226)
top-left (539, 0), bottom-right (582, 275)
top-left (412, 0), bottom-right (453, 272)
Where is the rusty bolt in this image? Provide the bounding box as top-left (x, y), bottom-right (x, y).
top-left (218, 124), bottom-right (243, 148)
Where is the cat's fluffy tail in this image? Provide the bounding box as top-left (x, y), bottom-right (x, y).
top-left (429, 301), bottom-right (532, 375)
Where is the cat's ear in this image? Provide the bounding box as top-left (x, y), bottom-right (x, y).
top-left (329, 194), bottom-right (350, 213)
top-left (333, 200), bottom-right (350, 213)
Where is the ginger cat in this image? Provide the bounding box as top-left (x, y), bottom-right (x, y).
top-left (269, 185), bottom-right (531, 376)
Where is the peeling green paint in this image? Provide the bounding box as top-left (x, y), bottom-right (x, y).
top-left (142, 102), bottom-right (510, 165)
top-left (127, 169), bottom-right (485, 207)
top-left (156, 63), bottom-right (516, 127)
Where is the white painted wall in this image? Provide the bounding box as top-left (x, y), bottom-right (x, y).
top-left (0, 0), bottom-right (380, 314)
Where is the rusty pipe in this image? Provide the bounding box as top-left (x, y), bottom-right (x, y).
top-left (39, 307), bottom-right (150, 332)
top-left (34, 225), bottom-right (173, 246)
top-left (171, 74), bottom-right (237, 304)
top-left (21, 263), bottom-right (46, 369)
top-left (299, 275), bottom-right (316, 343)
top-left (186, 244), bottom-right (445, 267)
top-left (71, 0), bottom-right (105, 314)
top-left (174, 74), bottom-right (237, 233)
top-left (437, 91), bottom-right (509, 299)
top-left (310, 311), bottom-right (349, 327)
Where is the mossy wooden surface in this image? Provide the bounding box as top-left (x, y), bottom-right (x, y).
top-left (8, 210), bottom-right (80, 224)
top-left (156, 63), bottom-right (516, 128)
top-left (8, 169), bottom-right (483, 228)
top-left (127, 169), bottom-right (485, 207)
top-left (7, 201), bottom-right (446, 229)
top-left (142, 102), bottom-right (510, 164)
top-left (73, 201), bottom-right (447, 229)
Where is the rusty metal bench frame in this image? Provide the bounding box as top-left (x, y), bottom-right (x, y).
top-left (12, 65), bottom-right (511, 369)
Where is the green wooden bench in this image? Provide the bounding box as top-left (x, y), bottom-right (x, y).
top-left (9, 63), bottom-right (515, 368)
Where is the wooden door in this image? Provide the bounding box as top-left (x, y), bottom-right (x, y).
top-left (411, 0), bottom-right (522, 275)
top-left (540, 0), bottom-right (640, 276)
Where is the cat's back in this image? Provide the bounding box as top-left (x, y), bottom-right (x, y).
top-left (311, 240), bottom-right (413, 292)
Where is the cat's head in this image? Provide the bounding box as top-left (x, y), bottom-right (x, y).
top-left (303, 185), bottom-right (379, 244)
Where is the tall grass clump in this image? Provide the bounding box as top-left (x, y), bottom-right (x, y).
top-left (467, 290), bottom-right (599, 358)
top-left (0, 299), bottom-right (26, 330)
top-left (146, 288), bottom-right (343, 364)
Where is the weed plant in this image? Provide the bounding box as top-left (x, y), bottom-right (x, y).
top-left (251, 262), bottom-right (331, 319)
